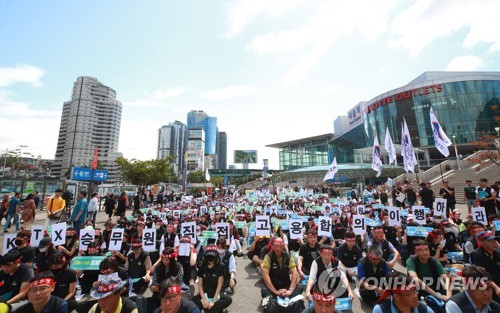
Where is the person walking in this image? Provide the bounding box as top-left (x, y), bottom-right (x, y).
top-left (21, 193), bottom-right (36, 230)
top-left (3, 192), bottom-right (21, 233)
top-left (46, 188), bottom-right (66, 228)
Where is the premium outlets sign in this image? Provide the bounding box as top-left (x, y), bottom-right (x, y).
top-left (365, 84), bottom-right (443, 114)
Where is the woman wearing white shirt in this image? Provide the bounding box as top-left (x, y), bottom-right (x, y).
top-left (87, 192), bottom-right (99, 223)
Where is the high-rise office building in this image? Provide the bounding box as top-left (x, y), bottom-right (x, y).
top-left (52, 76), bottom-right (123, 182)
top-left (216, 131), bottom-right (227, 169)
top-left (157, 121), bottom-right (186, 174)
top-left (186, 110), bottom-right (217, 155)
top-left (186, 128), bottom-right (205, 172)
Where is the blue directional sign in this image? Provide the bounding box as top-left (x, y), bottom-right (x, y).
top-left (72, 167), bottom-right (109, 181)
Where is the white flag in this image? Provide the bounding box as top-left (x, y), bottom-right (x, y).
top-left (205, 168), bottom-right (210, 181)
top-left (323, 157), bottom-right (338, 181)
top-left (384, 127), bottom-right (397, 165)
top-left (401, 119), bottom-right (417, 173)
top-left (430, 108), bottom-right (452, 157)
top-left (372, 135), bottom-right (382, 177)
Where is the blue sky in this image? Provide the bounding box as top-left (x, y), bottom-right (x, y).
top-left (1, 0), bottom-right (499, 169)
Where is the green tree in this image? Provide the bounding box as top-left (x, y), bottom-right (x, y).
top-left (187, 170), bottom-right (206, 183)
top-left (116, 157), bottom-right (176, 189)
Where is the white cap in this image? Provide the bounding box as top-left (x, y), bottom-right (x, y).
top-left (407, 214), bottom-right (414, 220)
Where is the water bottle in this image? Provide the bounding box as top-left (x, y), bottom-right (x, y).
top-left (284, 297), bottom-right (290, 307)
top-left (451, 255), bottom-right (456, 264)
top-left (75, 283), bottom-right (82, 300)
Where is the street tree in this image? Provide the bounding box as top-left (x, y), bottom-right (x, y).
top-left (116, 157), bottom-right (176, 189)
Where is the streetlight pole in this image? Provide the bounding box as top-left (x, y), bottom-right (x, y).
top-left (452, 135), bottom-right (460, 170)
top-left (1, 148), bottom-right (8, 177)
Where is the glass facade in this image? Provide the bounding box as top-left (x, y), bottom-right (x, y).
top-left (186, 111), bottom-right (217, 155)
top-left (332, 74), bottom-right (500, 163)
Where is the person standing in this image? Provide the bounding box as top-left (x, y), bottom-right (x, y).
top-left (21, 193), bottom-right (36, 230)
top-left (70, 191), bottom-right (88, 237)
top-left (46, 188), bottom-right (66, 228)
top-left (0, 194), bottom-right (9, 226)
top-left (405, 185), bottom-right (418, 208)
top-left (439, 180), bottom-right (456, 217)
top-left (87, 193), bottom-right (99, 224)
top-left (104, 193), bottom-right (117, 220)
top-left (33, 191), bottom-right (40, 210)
top-left (463, 179), bottom-right (477, 214)
top-left (477, 178), bottom-right (497, 219)
top-left (3, 192), bottom-right (21, 233)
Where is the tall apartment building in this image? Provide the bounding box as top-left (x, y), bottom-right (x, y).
top-left (157, 121), bottom-right (186, 174)
top-left (216, 131), bottom-right (227, 169)
top-left (186, 110), bottom-right (217, 155)
top-left (52, 76), bottom-right (123, 182)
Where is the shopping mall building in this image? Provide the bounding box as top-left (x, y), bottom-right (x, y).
top-left (267, 71), bottom-right (500, 172)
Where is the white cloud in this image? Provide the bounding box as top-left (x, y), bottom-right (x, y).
top-left (321, 86), bottom-right (341, 95)
top-left (201, 85), bottom-right (259, 100)
top-left (123, 87), bottom-right (189, 107)
top-left (0, 91), bottom-right (60, 159)
top-left (389, 0), bottom-right (500, 55)
top-left (0, 65), bottom-right (45, 87)
top-left (222, 0), bottom-right (304, 37)
top-left (445, 55), bottom-right (484, 71)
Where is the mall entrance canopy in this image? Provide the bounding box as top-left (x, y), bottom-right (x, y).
top-left (276, 163), bottom-right (406, 185)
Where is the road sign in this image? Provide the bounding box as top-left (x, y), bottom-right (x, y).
top-left (72, 167), bottom-right (109, 181)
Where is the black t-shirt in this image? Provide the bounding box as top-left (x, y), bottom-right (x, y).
top-left (0, 263), bottom-right (34, 297)
top-left (51, 268), bottom-right (77, 299)
top-left (299, 243), bottom-right (319, 273)
top-left (197, 263), bottom-right (224, 298)
top-left (337, 242), bottom-right (363, 268)
top-left (152, 299), bottom-right (199, 313)
top-left (443, 231), bottom-right (459, 252)
top-left (17, 245), bottom-right (36, 264)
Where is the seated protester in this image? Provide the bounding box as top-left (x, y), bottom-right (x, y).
top-left (15, 271), bottom-right (68, 313)
top-left (125, 237), bottom-right (151, 294)
top-left (164, 224), bottom-right (179, 249)
top-left (381, 212), bottom-right (402, 252)
top-left (124, 221), bottom-right (138, 239)
top-left (15, 230), bottom-right (36, 266)
top-left (153, 277), bottom-right (200, 313)
top-left (305, 245), bottom-right (354, 301)
top-left (304, 217), bottom-right (316, 234)
top-left (216, 238), bottom-right (237, 294)
top-left (332, 223), bottom-right (347, 246)
top-left (111, 233), bottom-right (131, 267)
top-left (57, 228), bottom-right (79, 263)
top-left (357, 245), bottom-right (391, 304)
top-left (175, 236), bottom-right (198, 298)
top-left (406, 240), bottom-right (451, 302)
top-left (301, 288), bottom-right (340, 313)
top-left (425, 229), bottom-right (448, 266)
top-left (192, 244), bottom-right (232, 313)
top-left (337, 231), bottom-right (363, 278)
top-left (372, 272), bottom-right (432, 313)
top-left (428, 215), bottom-right (444, 230)
top-left (149, 248), bottom-right (184, 311)
top-left (401, 214), bottom-right (425, 265)
top-left (48, 252), bottom-right (77, 312)
top-left (247, 235), bottom-right (269, 275)
top-left (470, 231), bottom-right (500, 303)
top-left (34, 237), bottom-right (56, 273)
top-left (228, 221), bottom-right (243, 257)
top-left (462, 222), bottom-right (485, 264)
top-left (152, 219), bottom-right (166, 263)
top-left (451, 209), bottom-right (462, 227)
top-left (102, 221), bottom-right (115, 253)
top-left (261, 237), bottom-right (301, 299)
top-left (0, 249), bottom-right (34, 308)
top-left (298, 229), bottom-right (320, 280)
top-left (81, 241), bottom-right (104, 257)
top-left (89, 277), bottom-right (138, 313)
top-left (446, 265), bottom-right (500, 313)
top-left (441, 220), bottom-right (463, 253)
top-left (459, 213), bottom-right (474, 233)
top-left (367, 226), bottom-right (400, 268)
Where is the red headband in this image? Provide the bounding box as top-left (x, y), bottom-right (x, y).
top-left (162, 252), bottom-right (178, 259)
top-left (376, 283), bottom-right (416, 303)
top-left (30, 278), bottom-right (55, 289)
top-left (414, 245), bottom-right (428, 252)
top-left (166, 286), bottom-right (182, 295)
top-left (320, 248), bottom-right (333, 254)
top-left (428, 231), bottom-right (439, 239)
top-left (374, 229), bottom-right (384, 234)
top-left (312, 292), bottom-right (335, 303)
top-left (367, 252), bottom-right (381, 260)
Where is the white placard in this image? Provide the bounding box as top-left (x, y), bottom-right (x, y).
top-left (352, 215), bottom-right (366, 235)
top-left (52, 222), bottom-right (66, 246)
top-left (215, 222), bottom-right (230, 240)
top-left (200, 206), bottom-right (208, 215)
top-left (256, 215), bottom-right (271, 237)
top-left (356, 205), bottom-right (364, 215)
top-left (158, 212), bottom-right (167, 220)
top-left (387, 206), bottom-right (401, 227)
top-left (412, 206), bottom-right (426, 225)
top-left (318, 216), bottom-right (333, 238)
top-left (3, 234), bottom-right (17, 255)
top-left (178, 242), bottom-right (191, 256)
top-left (181, 222), bottom-right (197, 242)
top-left (30, 226), bottom-right (44, 247)
top-left (79, 229), bottom-right (95, 252)
top-left (172, 210), bottom-right (181, 219)
top-left (433, 198), bottom-right (447, 217)
top-left (142, 228), bottom-right (156, 251)
top-left (289, 219), bottom-right (303, 240)
top-left (229, 239), bottom-right (237, 252)
top-left (108, 228), bottom-right (124, 251)
top-left (396, 193), bottom-right (406, 203)
top-left (472, 207), bottom-right (487, 225)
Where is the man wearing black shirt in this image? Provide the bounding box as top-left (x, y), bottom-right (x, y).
top-left (463, 179), bottom-right (477, 214)
top-left (440, 180), bottom-right (456, 217)
top-left (15, 230), bottom-right (36, 266)
top-left (337, 232), bottom-right (363, 278)
top-left (405, 185), bottom-right (418, 208)
top-left (471, 231), bottom-right (500, 303)
top-left (418, 182), bottom-right (434, 210)
top-left (298, 229), bottom-right (320, 279)
top-left (0, 249), bottom-right (34, 307)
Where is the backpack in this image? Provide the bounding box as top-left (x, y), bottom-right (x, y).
top-left (262, 296), bottom-right (305, 313)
